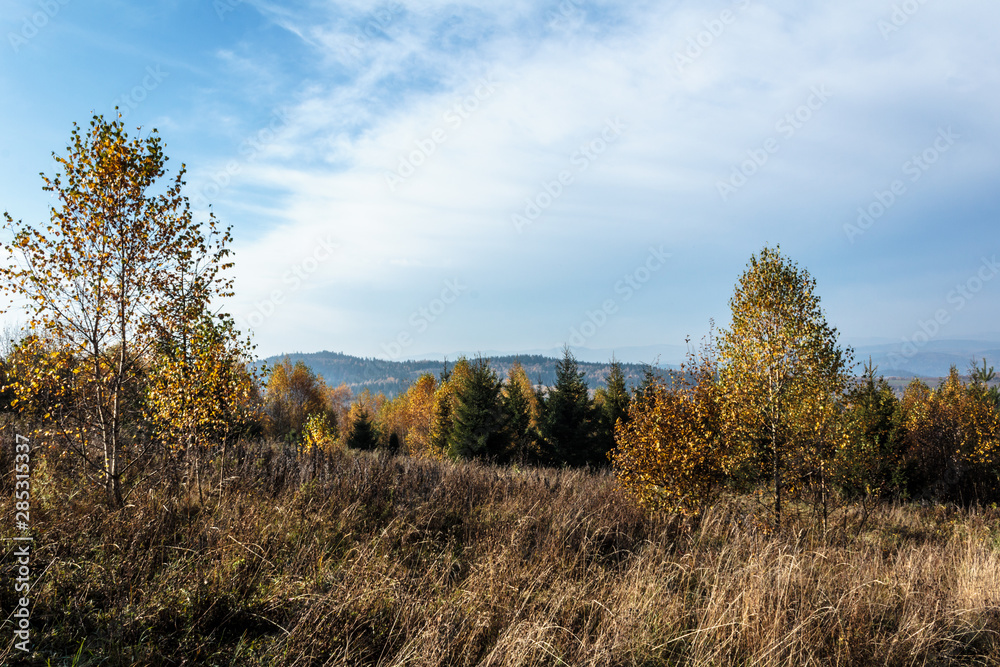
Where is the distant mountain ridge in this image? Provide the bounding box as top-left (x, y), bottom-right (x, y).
top-left (261, 351), bottom-right (668, 397)
top-left (262, 338), bottom-right (1000, 398)
top-left (852, 339), bottom-right (1000, 378)
top-left (409, 344), bottom-right (691, 366)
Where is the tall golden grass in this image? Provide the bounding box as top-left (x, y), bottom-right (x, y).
top-left (2, 443), bottom-right (999, 665)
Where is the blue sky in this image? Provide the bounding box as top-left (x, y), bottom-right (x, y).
top-left (2, 0), bottom-right (999, 364)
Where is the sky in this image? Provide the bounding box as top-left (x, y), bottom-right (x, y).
top-left (1, 0), bottom-right (999, 365)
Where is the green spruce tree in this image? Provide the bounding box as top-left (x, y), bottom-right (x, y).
top-left (539, 347), bottom-right (599, 466)
top-left (835, 359), bottom-right (903, 501)
top-left (448, 356), bottom-right (508, 460)
top-left (345, 410), bottom-right (380, 451)
top-left (595, 357), bottom-right (631, 463)
top-left (633, 363), bottom-right (663, 409)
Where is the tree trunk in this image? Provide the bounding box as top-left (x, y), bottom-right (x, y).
top-left (772, 421), bottom-right (781, 531)
top-left (219, 435), bottom-right (227, 496)
top-left (821, 460), bottom-right (828, 535)
top-left (195, 444), bottom-right (203, 505)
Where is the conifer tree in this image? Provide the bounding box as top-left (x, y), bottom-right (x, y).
top-left (835, 359), bottom-right (903, 503)
top-left (448, 356), bottom-right (508, 460)
top-left (595, 357), bottom-right (631, 462)
top-left (429, 386), bottom-right (454, 456)
top-left (970, 358), bottom-right (1000, 410)
top-left (345, 409), bottom-right (379, 451)
top-left (539, 347), bottom-right (599, 466)
top-left (633, 363), bottom-right (663, 409)
top-left (503, 361), bottom-right (539, 462)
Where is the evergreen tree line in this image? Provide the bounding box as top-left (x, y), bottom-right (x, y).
top-left (260, 349), bottom-right (638, 468)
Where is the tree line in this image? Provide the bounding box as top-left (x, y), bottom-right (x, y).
top-left (613, 247), bottom-right (1000, 528)
top-left (260, 350), bottom-right (649, 399)
top-left (263, 349), bottom-right (632, 467)
top-left (264, 242), bottom-right (1000, 530)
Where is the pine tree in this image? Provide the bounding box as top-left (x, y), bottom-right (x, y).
top-left (448, 356), bottom-right (508, 460)
top-left (594, 358), bottom-right (631, 464)
top-left (633, 363), bottom-right (663, 409)
top-left (971, 358), bottom-right (1000, 410)
top-left (605, 359), bottom-right (631, 426)
top-left (345, 409), bottom-right (379, 451)
top-left (539, 347), bottom-right (599, 466)
top-left (429, 386), bottom-right (453, 456)
top-left (835, 359), bottom-right (903, 502)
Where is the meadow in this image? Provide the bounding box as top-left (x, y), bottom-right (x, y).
top-left (3, 442), bottom-right (999, 666)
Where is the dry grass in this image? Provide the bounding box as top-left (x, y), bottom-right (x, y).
top-left (2, 443), bottom-right (1000, 665)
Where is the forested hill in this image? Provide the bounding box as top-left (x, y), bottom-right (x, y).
top-left (261, 351), bottom-right (664, 397)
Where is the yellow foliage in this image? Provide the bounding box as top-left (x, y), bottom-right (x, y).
top-left (302, 411), bottom-right (340, 455)
top-left (611, 351), bottom-right (724, 515)
top-left (505, 361), bottom-right (541, 425)
top-left (716, 246), bottom-right (852, 525)
top-left (378, 373), bottom-right (437, 457)
top-left (146, 315), bottom-right (260, 452)
top-left (898, 369), bottom-right (1000, 493)
top-left (264, 357), bottom-right (330, 440)
top-left (1, 114), bottom-right (242, 505)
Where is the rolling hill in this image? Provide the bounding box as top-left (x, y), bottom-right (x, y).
top-left (261, 337), bottom-right (1000, 398)
top-left (261, 350), bottom-right (668, 397)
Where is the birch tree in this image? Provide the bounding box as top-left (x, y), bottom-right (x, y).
top-left (717, 246), bottom-right (852, 529)
top-left (1, 114), bottom-right (244, 505)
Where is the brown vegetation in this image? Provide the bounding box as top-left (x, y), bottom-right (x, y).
top-left (2, 441), bottom-right (999, 666)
